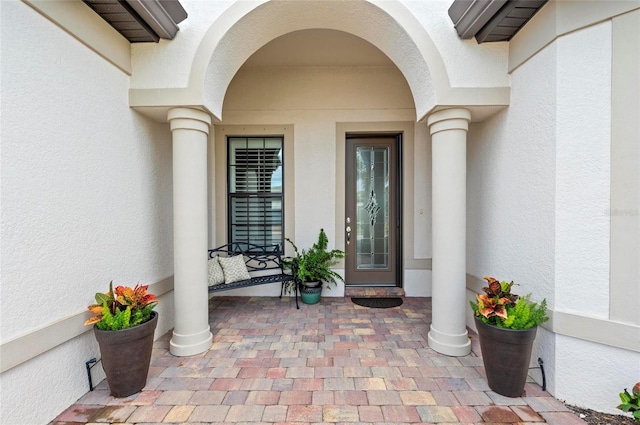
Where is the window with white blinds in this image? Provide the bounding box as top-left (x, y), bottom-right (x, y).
top-left (228, 137), bottom-right (284, 250)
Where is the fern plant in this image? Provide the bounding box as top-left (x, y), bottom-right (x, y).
top-left (282, 228), bottom-right (345, 293)
top-left (471, 276), bottom-right (548, 330)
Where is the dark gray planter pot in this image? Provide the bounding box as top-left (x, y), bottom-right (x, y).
top-left (94, 311), bottom-right (158, 397)
top-left (474, 316), bottom-right (537, 398)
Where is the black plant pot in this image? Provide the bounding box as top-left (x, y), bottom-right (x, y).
top-left (474, 317), bottom-right (537, 397)
top-left (94, 312), bottom-right (158, 397)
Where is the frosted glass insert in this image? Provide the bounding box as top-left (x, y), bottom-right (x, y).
top-left (355, 146), bottom-right (389, 269)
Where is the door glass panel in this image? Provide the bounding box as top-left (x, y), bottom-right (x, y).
top-left (355, 146), bottom-right (389, 269)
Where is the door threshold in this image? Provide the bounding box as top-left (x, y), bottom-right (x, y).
top-left (344, 286), bottom-right (405, 298)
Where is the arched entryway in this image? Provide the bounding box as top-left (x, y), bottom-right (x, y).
top-left (130, 0), bottom-right (509, 358)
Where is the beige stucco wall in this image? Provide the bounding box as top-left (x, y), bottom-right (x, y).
top-left (467, 2), bottom-right (640, 414)
top-left (128, 0), bottom-right (511, 122)
top-left (130, 0), bottom-right (510, 93)
top-left (0, 2), bottom-right (175, 423)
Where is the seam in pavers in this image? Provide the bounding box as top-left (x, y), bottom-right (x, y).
top-left (416, 404), bottom-right (459, 423)
top-left (126, 404), bottom-right (172, 423)
top-left (163, 404), bottom-right (196, 422)
top-left (476, 404), bottom-right (522, 422)
top-left (154, 389), bottom-right (195, 405)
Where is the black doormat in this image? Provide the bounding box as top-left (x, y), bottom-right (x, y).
top-left (351, 297), bottom-right (403, 309)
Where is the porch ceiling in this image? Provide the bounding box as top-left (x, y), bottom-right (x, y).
top-left (243, 29), bottom-right (394, 68)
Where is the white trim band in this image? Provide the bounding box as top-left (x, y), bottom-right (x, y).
top-left (0, 277), bottom-right (174, 373)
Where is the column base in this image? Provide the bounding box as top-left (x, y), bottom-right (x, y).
top-left (428, 324), bottom-right (471, 357)
top-left (170, 326), bottom-right (213, 356)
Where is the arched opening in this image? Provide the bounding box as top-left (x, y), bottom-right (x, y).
top-left (214, 28), bottom-right (417, 295)
top-left (189, 0), bottom-right (448, 120)
top-left (153, 0), bottom-right (502, 358)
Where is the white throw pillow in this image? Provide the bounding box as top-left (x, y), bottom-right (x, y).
top-left (208, 257), bottom-right (225, 286)
top-left (218, 255), bottom-right (251, 284)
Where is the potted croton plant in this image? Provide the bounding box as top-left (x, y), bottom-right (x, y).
top-left (470, 276), bottom-right (549, 397)
top-left (617, 383), bottom-right (640, 423)
top-left (85, 281), bottom-right (158, 397)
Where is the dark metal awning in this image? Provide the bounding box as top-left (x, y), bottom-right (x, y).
top-left (448, 0), bottom-right (547, 43)
top-left (83, 0), bottom-right (187, 43)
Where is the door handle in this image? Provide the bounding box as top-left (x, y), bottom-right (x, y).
top-left (346, 225), bottom-right (351, 245)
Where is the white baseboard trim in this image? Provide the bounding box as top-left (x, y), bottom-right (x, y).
top-left (0, 277), bottom-right (173, 373)
top-left (3, 273), bottom-right (636, 374)
top-left (466, 274), bottom-right (639, 353)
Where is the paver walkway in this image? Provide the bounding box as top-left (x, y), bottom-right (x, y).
top-left (51, 296), bottom-right (587, 424)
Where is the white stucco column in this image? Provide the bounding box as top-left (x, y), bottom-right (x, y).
top-left (167, 107), bottom-right (213, 356)
top-left (427, 108), bottom-right (472, 357)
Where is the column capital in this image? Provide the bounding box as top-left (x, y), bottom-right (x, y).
top-left (167, 107), bottom-right (212, 134)
top-left (427, 108), bottom-right (471, 136)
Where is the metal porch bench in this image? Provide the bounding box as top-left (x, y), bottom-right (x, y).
top-left (207, 242), bottom-right (299, 309)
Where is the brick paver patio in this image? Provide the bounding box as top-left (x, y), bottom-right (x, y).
top-left (51, 296), bottom-right (587, 424)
